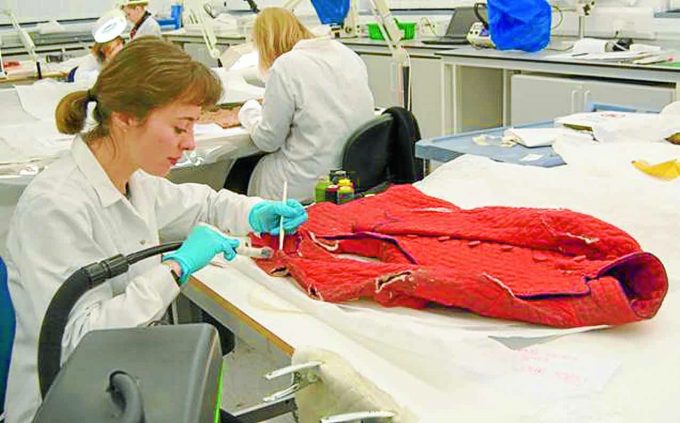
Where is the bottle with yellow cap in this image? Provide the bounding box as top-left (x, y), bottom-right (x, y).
top-left (337, 178), bottom-right (355, 204)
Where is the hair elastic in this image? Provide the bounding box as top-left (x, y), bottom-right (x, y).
top-left (86, 90), bottom-right (97, 103)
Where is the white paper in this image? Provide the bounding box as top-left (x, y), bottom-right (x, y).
top-left (15, 79), bottom-right (91, 121)
top-left (212, 68), bottom-right (264, 104)
top-left (505, 127), bottom-right (592, 147)
top-left (193, 123), bottom-right (227, 136)
top-left (556, 111), bottom-right (680, 144)
top-left (572, 38), bottom-right (608, 54)
top-left (519, 153), bottom-right (543, 161)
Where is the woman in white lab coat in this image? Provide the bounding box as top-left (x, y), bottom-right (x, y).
top-left (3, 38), bottom-right (306, 423)
top-left (120, 0), bottom-right (162, 39)
top-left (231, 7), bottom-right (375, 202)
top-left (72, 36), bottom-right (125, 84)
top-left (70, 10), bottom-right (127, 84)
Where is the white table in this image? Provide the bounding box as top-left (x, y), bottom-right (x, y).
top-left (185, 153), bottom-right (680, 421)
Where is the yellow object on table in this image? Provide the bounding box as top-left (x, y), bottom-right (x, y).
top-left (632, 159), bottom-right (680, 181)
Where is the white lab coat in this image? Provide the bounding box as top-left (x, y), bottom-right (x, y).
top-left (238, 38), bottom-right (375, 202)
top-left (3, 137), bottom-right (260, 423)
top-left (132, 14), bottom-right (161, 39)
top-left (72, 54), bottom-right (101, 85)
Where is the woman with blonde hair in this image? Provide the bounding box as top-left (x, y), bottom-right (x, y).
top-left (3, 37), bottom-right (306, 423)
top-left (227, 7), bottom-right (375, 201)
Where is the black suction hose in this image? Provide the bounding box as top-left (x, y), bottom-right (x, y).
top-left (108, 371), bottom-right (145, 423)
top-left (38, 242), bottom-right (182, 398)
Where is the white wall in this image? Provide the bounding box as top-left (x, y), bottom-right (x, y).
top-left (0, 0), bottom-right (174, 24)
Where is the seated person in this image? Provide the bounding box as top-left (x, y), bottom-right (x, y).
top-left (226, 7), bottom-right (375, 202)
top-left (72, 36), bottom-right (124, 84)
top-left (120, 0), bottom-right (162, 39)
top-left (3, 38), bottom-right (306, 422)
top-left (68, 11), bottom-right (126, 84)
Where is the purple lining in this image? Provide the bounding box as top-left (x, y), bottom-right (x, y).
top-left (593, 252), bottom-right (657, 278)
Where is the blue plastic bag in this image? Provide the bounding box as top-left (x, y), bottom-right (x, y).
top-left (310, 0), bottom-right (350, 26)
top-left (487, 0), bottom-right (552, 52)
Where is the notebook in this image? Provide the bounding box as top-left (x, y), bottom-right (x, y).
top-left (422, 7), bottom-right (478, 46)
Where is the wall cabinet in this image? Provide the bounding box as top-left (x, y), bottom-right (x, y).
top-left (511, 74), bottom-right (676, 125)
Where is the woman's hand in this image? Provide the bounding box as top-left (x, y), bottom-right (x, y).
top-left (162, 225), bottom-right (240, 285)
top-left (248, 199), bottom-right (308, 235)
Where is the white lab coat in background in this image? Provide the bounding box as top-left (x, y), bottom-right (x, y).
top-left (133, 14), bottom-right (161, 38)
top-left (3, 137), bottom-right (260, 423)
top-left (72, 54), bottom-right (101, 85)
top-left (239, 37), bottom-right (375, 201)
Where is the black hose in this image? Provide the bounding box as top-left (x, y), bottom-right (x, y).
top-left (108, 371), bottom-right (145, 423)
top-left (38, 242), bottom-right (182, 398)
top-left (38, 267), bottom-right (94, 397)
top-left (126, 242), bottom-right (182, 265)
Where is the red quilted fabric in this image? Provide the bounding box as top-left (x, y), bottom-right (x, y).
top-left (251, 185), bottom-right (667, 328)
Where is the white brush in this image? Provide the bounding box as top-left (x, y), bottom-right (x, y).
top-left (279, 180), bottom-right (288, 250)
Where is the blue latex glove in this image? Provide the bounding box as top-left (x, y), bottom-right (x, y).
top-left (163, 225), bottom-right (240, 285)
top-left (248, 199), bottom-right (308, 235)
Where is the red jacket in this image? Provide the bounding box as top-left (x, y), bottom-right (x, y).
top-left (253, 185), bottom-right (667, 328)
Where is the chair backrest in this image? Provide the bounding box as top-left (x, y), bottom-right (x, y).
top-left (0, 257), bottom-right (15, 415)
top-left (342, 114), bottom-right (394, 194)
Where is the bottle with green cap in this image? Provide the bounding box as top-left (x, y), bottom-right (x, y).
top-left (337, 178), bottom-right (355, 204)
top-left (314, 176), bottom-right (330, 203)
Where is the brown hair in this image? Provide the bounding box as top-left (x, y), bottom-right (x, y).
top-left (252, 7), bottom-right (314, 72)
top-left (56, 36), bottom-right (222, 141)
top-left (91, 37), bottom-right (124, 64)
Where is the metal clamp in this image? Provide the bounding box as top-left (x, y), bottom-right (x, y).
top-left (321, 411), bottom-right (396, 423)
top-left (262, 361), bottom-right (323, 403)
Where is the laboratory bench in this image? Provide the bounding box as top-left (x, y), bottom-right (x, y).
top-left (168, 28), bottom-right (680, 143)
top-left (0, 27), bottom-right (94, 59)
top-left (436, 46), bottom-right (680, 135)
top-left (415, 120), bottom-right (565, 168)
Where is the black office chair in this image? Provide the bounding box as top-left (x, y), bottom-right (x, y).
top-left (342, 114), bottom-right (394, 195)
top-left (342, 108), bottom-right (424, 195)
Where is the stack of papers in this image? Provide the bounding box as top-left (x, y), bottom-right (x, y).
top-left (555, 111), bottom-right (680, 144)
top-left (504, 128), bottom-right (592, 147)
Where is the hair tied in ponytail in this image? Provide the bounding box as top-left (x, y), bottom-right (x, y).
top-left (86, 90), bottom-right (98, 104)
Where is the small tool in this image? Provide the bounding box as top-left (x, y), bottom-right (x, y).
top-left (236, 245), bottom-right (274, 259)
top-left (199, 223), bottom-right (273, 259)
top-left (278, 180), bottom-right (288, 251)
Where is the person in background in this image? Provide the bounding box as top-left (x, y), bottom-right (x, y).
top-left (120, 0), bottom-right (162, 39)
top-left (71, 36), bottom-right (125, 84)
top-left (3, 38), bottom-right (306, 423)
top-left (68, 10), bottom-right (127, 84)
top-left (226, 7), bottom-right (375, 202)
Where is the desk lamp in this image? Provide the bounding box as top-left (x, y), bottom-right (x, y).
top-left (576, 0), bottom-right (595, 38)
top-left (1, 8), bottom-right (42, 78)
